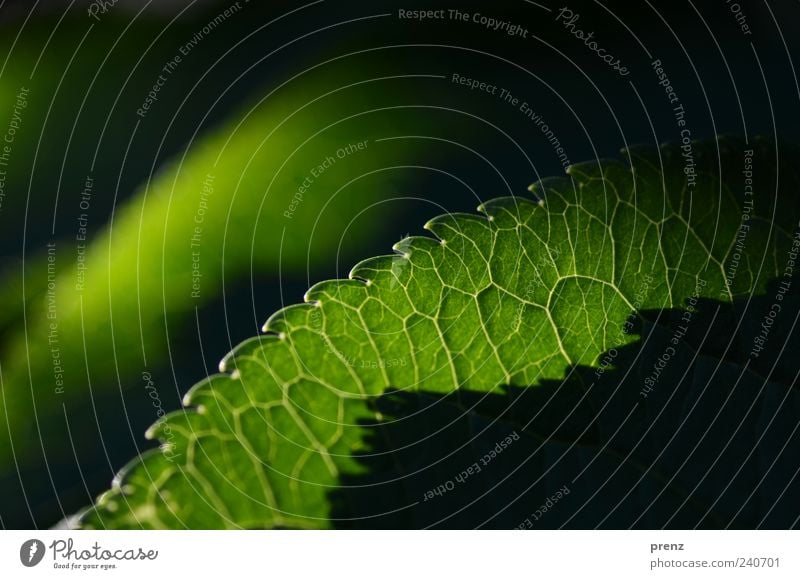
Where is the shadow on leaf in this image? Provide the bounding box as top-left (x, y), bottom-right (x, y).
top-left (330, 283), bottom-right (800, 529)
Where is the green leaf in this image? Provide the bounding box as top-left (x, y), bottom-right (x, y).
top-left (79, 137), bottom-right (800, 529)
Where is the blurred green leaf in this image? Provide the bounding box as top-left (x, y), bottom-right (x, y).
top-left (0, 51), bottom-right (475, 486)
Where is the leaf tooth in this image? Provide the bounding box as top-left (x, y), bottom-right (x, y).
top-left (80, 446), bottom-right (173, 526)
top-left (476, 197), bottom-right (538, 223)
top-left (693, 135), bottom-right (746, 169)
top-left (566, 158), bottom-right (627, 183)
top-left (261, 303), bottom-right (315, 334)
top-left (393, 235), bottom-right (439, 254)
top-left (219, 335), bottom-right (278, 373)
top-left (621, 144), bottom-right (659, 167)
top-left (527, 176), bottom-right (572, 200)
top-left (658, 141), bottom-right (687, 164)
top-left (183, 374), bottom-right (234, 407)
top-left (143, 409), bottom-right (190, 441)
top-left (108, 448), bottom-right (165, 494)
top-left (423, 212), bottom-right (494, 241)
top-left (391, 236), bottom-right (413, 254)
top-left (302, 278), bottom-right (368, 305)
top-left (421, 216), bottom-right (450, 241)
top-left (349, 254), bottom-right (401, 283)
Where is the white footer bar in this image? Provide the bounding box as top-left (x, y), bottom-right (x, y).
top-left (1, 531), bottom-right (797, 578)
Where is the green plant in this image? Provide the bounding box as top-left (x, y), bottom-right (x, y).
top-left (79, 137), bottom-right (800, 528)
